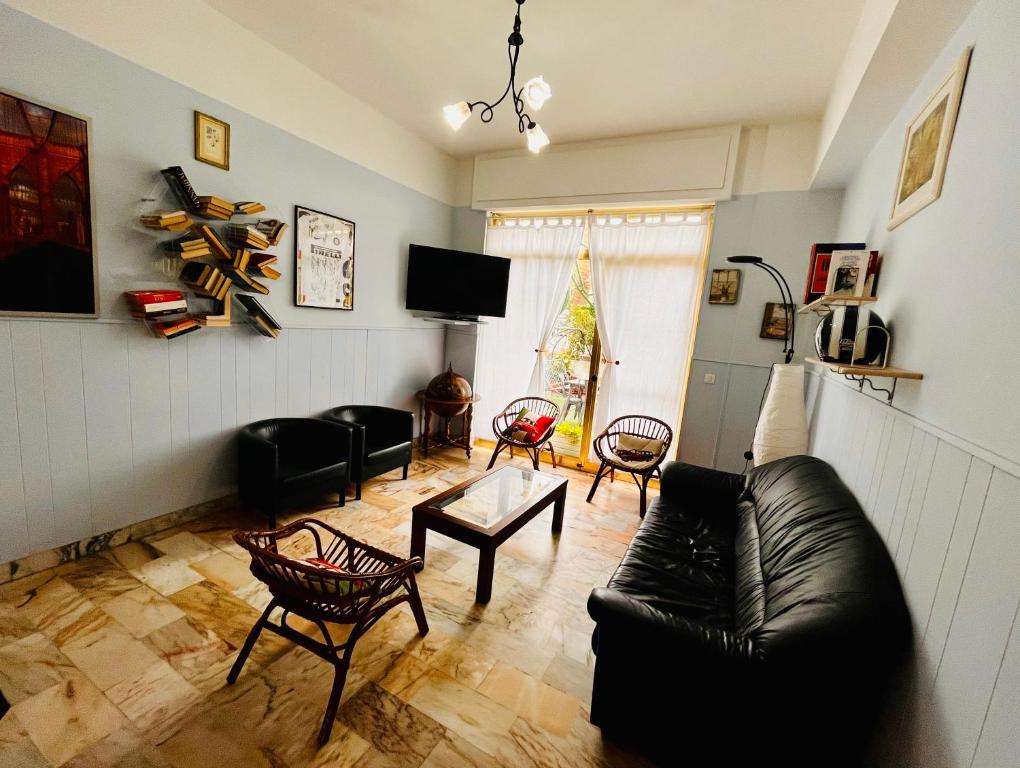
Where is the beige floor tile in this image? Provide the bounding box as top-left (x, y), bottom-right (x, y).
top-left (0, 632), bottom-right (77, 704)
top-left (189, 551), bottom-right (255, 592)
top-left (0, 599), bottom-right (37, 645)
top-left (61, 725), bottom-right (173, 768)
top-left (0, 711), bottom-right (50, 768)
top-left (130, 557), bottom-right (204, 597)
top-left (101, 586), bottom-right (186, 639)
top-left (477, 662), bottom-right (581, 737)
top-left (148, 531), bottom-right (220, 563)
top-left (61, 620), bottom-right (163, 691)
top-left (143, 615), bottom-right (233, 681)
top-left (12, 671), bottom-right (126, 767)
top-left (105, 660), bottom-right (202, 742)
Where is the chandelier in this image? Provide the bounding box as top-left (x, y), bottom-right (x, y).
top-left (443, 0), bottom-right (552, 153)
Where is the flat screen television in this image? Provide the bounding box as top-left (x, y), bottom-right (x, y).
top-left (406, 244), bottom-right (510, 319)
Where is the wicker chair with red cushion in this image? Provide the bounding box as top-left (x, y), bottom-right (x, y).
top-left (486, 396), bottom-right (562, 471)
top-left (229, 518), bottom-right (428, 744)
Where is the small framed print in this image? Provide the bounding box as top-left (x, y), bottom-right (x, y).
top-left (194, 111), bottom-right (230, 170)
top-left (760, 302), bottom-right (795, 341)
top-left (708, 268), bottom-right (741, 304)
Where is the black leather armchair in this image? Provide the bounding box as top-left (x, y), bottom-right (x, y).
top-left (321, 405), bottom-right (413, 500)
top-left (238, 418), bottom-right (353, 528)
top-left (587, 456), bottom-right (912, 766)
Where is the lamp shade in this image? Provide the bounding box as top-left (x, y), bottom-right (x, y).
top-left (752, 363), bottom-right (808, 466)
top-left (526, 123), bottom-right (550, 153)
top-left (522, 76), bottom-right (552, 110)
top-left (443, 101), bottom-right (472, 131)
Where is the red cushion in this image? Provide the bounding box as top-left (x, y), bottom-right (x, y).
top-left (532, 415), bottom-right (555, 437)
top-left (306, 557), bottom-right (340, 570)
top-left (508, 418), bottom-right (540, 442)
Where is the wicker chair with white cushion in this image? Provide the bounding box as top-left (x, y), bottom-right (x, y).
top-left (586, 415), bottom-right (673, 517)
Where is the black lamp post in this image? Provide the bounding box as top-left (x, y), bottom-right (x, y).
top-left (727, 255), bottom-right (796, 364)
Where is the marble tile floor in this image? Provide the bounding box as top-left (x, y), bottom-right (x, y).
top-left (0, 448), bottom-right (656, 768)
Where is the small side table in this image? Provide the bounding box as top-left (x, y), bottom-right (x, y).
top-left (416, 391), bottom-right (480, 459)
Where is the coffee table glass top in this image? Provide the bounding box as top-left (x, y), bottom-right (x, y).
top-left (433, 465), bottom-right (562, 528)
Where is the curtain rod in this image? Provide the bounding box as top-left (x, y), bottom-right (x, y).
top-left (488, 203), bottom-right (715, 218)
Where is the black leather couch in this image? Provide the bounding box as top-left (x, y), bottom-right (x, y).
top-left (587, 456), bottom-right (911, 766)
top-left (322, 405), bottom-right (413, 500)
top-left (238, 418), bottom-right (352, 528)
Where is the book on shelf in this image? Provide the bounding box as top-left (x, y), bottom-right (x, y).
top-left (234, 201), bottom-right (267, 216)
top-left (160, 166), bottom-right (201, 213)
top-left (124, 289), bottom-right (185, 305)
top-left (150, 316), bottom-right (201, 340)
top-left (161, 236), bottom-right (211, 260)
top-left (248, 252), bottom-right (277, 269)
top-left (140, 211), bottom-right (193, 231)
top-left (124, 289), bottom-right (188, 319)
top-left (197, 195), bottom-right (235, 221)
top-left (194, 295), bottom-right (232, 327)
top-left (224, 265), bottom-right (270, 295)
top-left (254, 218), bottom-right (287, 246)
top-left (226, 224), bottom-right (270, 250)
top-left (824, 250), bottom-right (872, 298)
top-left (236, 294), bottom-right (281, 338)
top-left (259, 265), bottom-right (281, 280)
top-left (803, 242), bottom-right (866, 304)
top-left (231, 249), bottom-right (252, 272)
top-left (193, 224), bottom-right (232, 261)
top-left (180, 262), bottom-right (231, 301)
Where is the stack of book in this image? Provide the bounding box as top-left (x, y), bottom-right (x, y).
top-left (224, 265), bottom-right (270, 295)
top-left (231, 249), bottom-right (251, 272)
top-left (194, 296), bottom-right (231, 328)
top-left (160, 166), bottom-right (201, 213)
top-left (180, 261), bottom-right (231, 301)
top-left (140, 211), bottom-right (192, 231)
top-left (124, 289), bottom-right (187, 319)
top-left (236, 294), bottom-right (282, 338)
top-left (234, 201), bottom-right (267, 216)
top-left (248, 252), bottom-right (281, 281)
top-left (161, 235), bottom-right (211, 260)
top-left (193, 224), bottom-right (232, 260)
top-left (226, 224), bottom-right (270, 250)
top-left (151, 317), bottom-right (201, 340)
top-left (197, 196), bottom-right (235, 221)
top-left (255, 219), bottom-right (288, 246)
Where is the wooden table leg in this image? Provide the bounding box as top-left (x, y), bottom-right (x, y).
top-left (422, 406), bottom-right (431, 457)
top-left (464, 403), bottom-right (473, 458)
top-left (410, 515), bottom-right (426, 571)
top-left (476, 547), bottom-right (496, 603)
top-left (552, 486), bottom-right (566, 533)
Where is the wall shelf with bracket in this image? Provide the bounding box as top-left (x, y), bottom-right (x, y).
top-left (798, 295), bottom-right (878, 315)
top-left (805, 356), bottom-right (923, 405)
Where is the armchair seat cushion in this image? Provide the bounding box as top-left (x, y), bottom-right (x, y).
top-left (364, 441), bottom-right (412, 470)
top-left (608, 452), bottom-right (660, 471)
top-left (606, 504), bottom-right (734, 627)
top-left (279, 457), bottom-right (349, 487)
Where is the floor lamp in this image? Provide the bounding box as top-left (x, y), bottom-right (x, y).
top-left (727, 255), bottom-right (808, 466)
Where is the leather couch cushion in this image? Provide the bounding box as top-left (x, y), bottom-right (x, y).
top-left (606, 502), bottom-right (734, 628)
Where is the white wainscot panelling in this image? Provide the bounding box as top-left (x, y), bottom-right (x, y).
top-left (0, 322), bottom-right (444, 565)
top-left (807, 371), bottom-right (1020, 768)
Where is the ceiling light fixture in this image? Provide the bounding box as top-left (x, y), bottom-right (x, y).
top-left (443, 0), bottom-right (552, 153)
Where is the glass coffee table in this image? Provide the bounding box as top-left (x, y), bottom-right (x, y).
top-left (410, 464), bottom-right (568, 603)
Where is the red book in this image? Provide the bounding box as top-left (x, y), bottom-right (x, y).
top-left (803, 243), bottom-right (866, 304)
top-left (124, 290), bottom-right (184, 305)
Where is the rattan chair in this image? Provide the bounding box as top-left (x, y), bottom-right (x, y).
top-left (486, 396), bottom-right (562, 470)
top-left (228, 518), bottom-right (428, 744)
top-left (586, 415), bottom-right (673, 518)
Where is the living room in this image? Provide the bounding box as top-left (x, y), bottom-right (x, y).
top-left (0, 0), bottom-right (1016, 766)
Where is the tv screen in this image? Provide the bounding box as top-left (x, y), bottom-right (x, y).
top-left (406, 244), bottom-right (510, 318)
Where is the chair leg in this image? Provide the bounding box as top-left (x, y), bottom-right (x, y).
top-left (406, 576), bottom-right (430, 637)
top-left (402, 464), bottom-right (409, 480)
top-left (355, 480), bottom-right (362, 501)
top-left (530, 447), bottom-right (540, 470)
top-left (609, 467), bottom-right (615, 483)
top-left (227, 600), bottom-right (277, 684)
top-left (338, 487), bottom-right (345, 507)
top-left (587, 461), bottom-right (609, 503)
top-left (486, 440), bottom-right (507, 470)
top-left (639, 473), bottom-right (651, 518)
top-left (318, 657), bottom-right (351, 745)
top-left (547, 442), bottom-right (557, 469)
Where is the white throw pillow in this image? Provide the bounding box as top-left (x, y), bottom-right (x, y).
top-left (616, 433), bottom-right (664, 456)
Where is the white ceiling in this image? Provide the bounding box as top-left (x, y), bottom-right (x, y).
top-left (203, 0), bottom-right (865, 158)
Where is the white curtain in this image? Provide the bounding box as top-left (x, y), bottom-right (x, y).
top-left (588, 211), bottom-right (709, 459)
top-left (474, 215), bottom-right (585, 438)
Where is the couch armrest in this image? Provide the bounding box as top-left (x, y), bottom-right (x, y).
top-left (306, 418), bottom-right (354, 465)
top-left (238, 429), bottom-right (279, 496)
top-left (587, 587), bottom-right (756, 664)
top-left (658, 461), bottom-right (745, 507)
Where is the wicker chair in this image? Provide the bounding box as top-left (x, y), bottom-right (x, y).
top-left (586, 415), bottom-right (673, 518)
top-left (486, 396), bottom-right (562, 470)
top-left (228, 518), bottom-right (428, 744)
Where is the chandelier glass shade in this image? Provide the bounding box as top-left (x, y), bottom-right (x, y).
top-left (442, 0), bottom-right (552, 153)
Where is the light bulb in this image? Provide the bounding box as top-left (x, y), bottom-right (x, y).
top-left (526, 123), bottom-right (549, 153)
top-left (443, 101), bottom-right (472, 131)
top-left (522, 76), bottom-right (552, 110)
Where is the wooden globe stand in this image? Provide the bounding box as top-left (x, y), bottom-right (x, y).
top-left (416, 391), bottom-right (480, 459)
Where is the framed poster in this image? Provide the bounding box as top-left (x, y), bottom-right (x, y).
top-left (0, 90), bottom-right (98, 317)
top-left (759, 302), bottom-right (795, 341)
top-left (294, 205), bottom-right (355, 310)
top-left (194, 111), bottom-right (230, 170)
top-left (888, 47), bottom-right (972, 229)
top-left (708, 268), bottom-right (741, 304)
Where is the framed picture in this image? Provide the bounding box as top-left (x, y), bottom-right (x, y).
top-left (194, 111), bottom-right (230, 170)
top-left (294, 205), bottom-right (355, 310)
top-left (888, 46), bottom-right (972, 229)
top-left (760, 302), bottom-right (795, 341)
top-left (708, 268), bottom-right (741, 304)
top-left (0, 90), bottom-right (98, 317)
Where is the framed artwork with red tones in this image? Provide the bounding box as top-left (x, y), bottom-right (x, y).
top-left (0, 90), bottom-right (98, 317)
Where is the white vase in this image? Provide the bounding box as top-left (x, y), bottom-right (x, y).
top-left (752, 363), bottom-right (808, 466)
